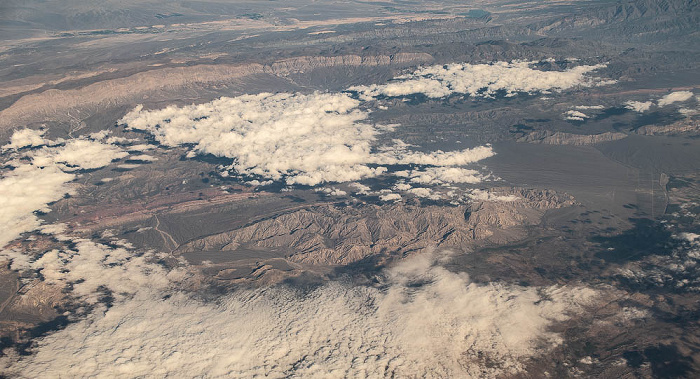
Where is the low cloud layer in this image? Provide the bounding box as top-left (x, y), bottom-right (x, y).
top-left (564, 110), bottom-right (589, 121)
top-left (0, 165), bottom-right (74, 248)
top-left (658, 91), bottom-right (694, 107)
top-left (121, 92), bottom-right (494, 186)
top-left (350, 60), bottom-right (613, 99)
top-left (2, 128), bottom-right (50, 150)
top-left (6, 249), bottom-right (597, 378)
top-left (31, 139), bottom-right (128, 171)
top-left (625, 91), bottom-right (696, 115)
top-left (397, 166), bottom-right (484, 185)
top-left (0, 132), bottom-right (127, 247)
top-left (467, 189), bottom-right (520, 202)
top-left (625, 100), bottom-right (654, 113)
top-left (618, 229), bottom-right (700, 292)
top-left (0, 126), bottom-right (589, 378)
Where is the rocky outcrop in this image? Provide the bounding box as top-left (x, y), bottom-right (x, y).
top-left (635, 118), bottom-right (700, 136)
top-left (518, 130), bottom-right (627, 145)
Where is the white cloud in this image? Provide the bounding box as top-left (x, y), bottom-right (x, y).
top-left (28, 239), bottom-right (182, 304)
top-left (106, 136), bottom-right (139, 145)
top-left (348, 182), bottom-right (371, 194)
top-left (2, 128), bottom-right (50, 150)
top-left (5, 251), bottom-right (598, 378)
top-left (88, 130), bottom-right (111, 141)
top-left (316, 187), bottom-right (348, 197)
top-left (127, 154), bottom-right (158, 162)
top-left (678, 107), bottom-right (699, 117)
top-left (393, 182), bottom-right (413, 191)
top-left (678, 232), bottom-right (700, 245)
top-left (0, 58), bottom-right (638, 377)
top-left (244, 179), bottom-right (273, 186)
top-left (574, 105), bottom-right (605, 110)
top-left (376, 145), bottom-right (494, 167)
top-left (121, 93), bottom-right (494, 186)
top-left (658, 91), bottom-right (694, 107)
top-left (467, 189), bottom-right (520, 202)
top-left (0, 131), bottom-right (127, 248)
top-left (350, 61), bottom-right (613, 99)
top-left (126, 144), bottom-right (155, 152)
top-left (116, 163), bottom-right (141, 170)
top-left (379, 193), bottom-right (402, 202)
top-left (407, 167), bottom-right (483, 185)
top-left (121, 93), bottom-right (381, 186)
top-left (625, 100), bottom-right (653, 113)
top-left (565, 110), bottom-right (589, 121)
top-left (38, 223), bottom-right (68, 235)
top-left (0, 165), bottom-right (74, 248)
top-left (407, 187), bottom-right (441, 200)
top-left (616, 232), bottom-right (700, 292)
top-left (31, 139), bottom-right (128, 171)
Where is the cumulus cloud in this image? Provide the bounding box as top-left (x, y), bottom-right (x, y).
top-left (31, 139), bottom-right (128, 171)
top-left (399, 167), bottom-right (484, 185)
top-left (678, 232), bottom-right (700, 244)
top-left (393, 182), bottom-right (413, 191)
top-left (350, 60), bottom-right (613, 100)
top-left (348, 182), bottom-right (371, 194)
top-left (0, 165), bottom-right (74, 247)
top-left (0, 131), bottom-right (127, 247)
top-left (379, 192), bottom-right (402, 202)
top-left (127, 154), bottom-right (158, 162)
top-left (2, 128), bottom-right (50, 150)
top-left (658, 91), bottom-right (694, 107)
top-left (120, 92), bottom-right (494, 186)
top-left (617, 231), bottom-right (700, 292)
top-left (565, 110), bottom-right (589, 121)
top-left (22, 239), bottom-right (181, 303)
top-left (406, 187), bottom-right (442, 200)
top-left (5, 251), bottom-right (597, 378)
top-left (678, 107), bottom-right (700, 117)
top-left (467, 189), bottom-right (520, 202)
top-left (625, 100), bottom-right (653, 113)
top-left (316, 187), bottom-right (348, 197)
top-left (376, 145), bottom-right (494, 167)
top-left (121, 93), bottom-right (382, 185)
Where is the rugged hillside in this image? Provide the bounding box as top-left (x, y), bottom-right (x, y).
top-left (528, 0), bottom-right (699, 43)
top-left (518, 130), bottom-right (628, 145)
top-left (177, 188), bottom-right (576, 265)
